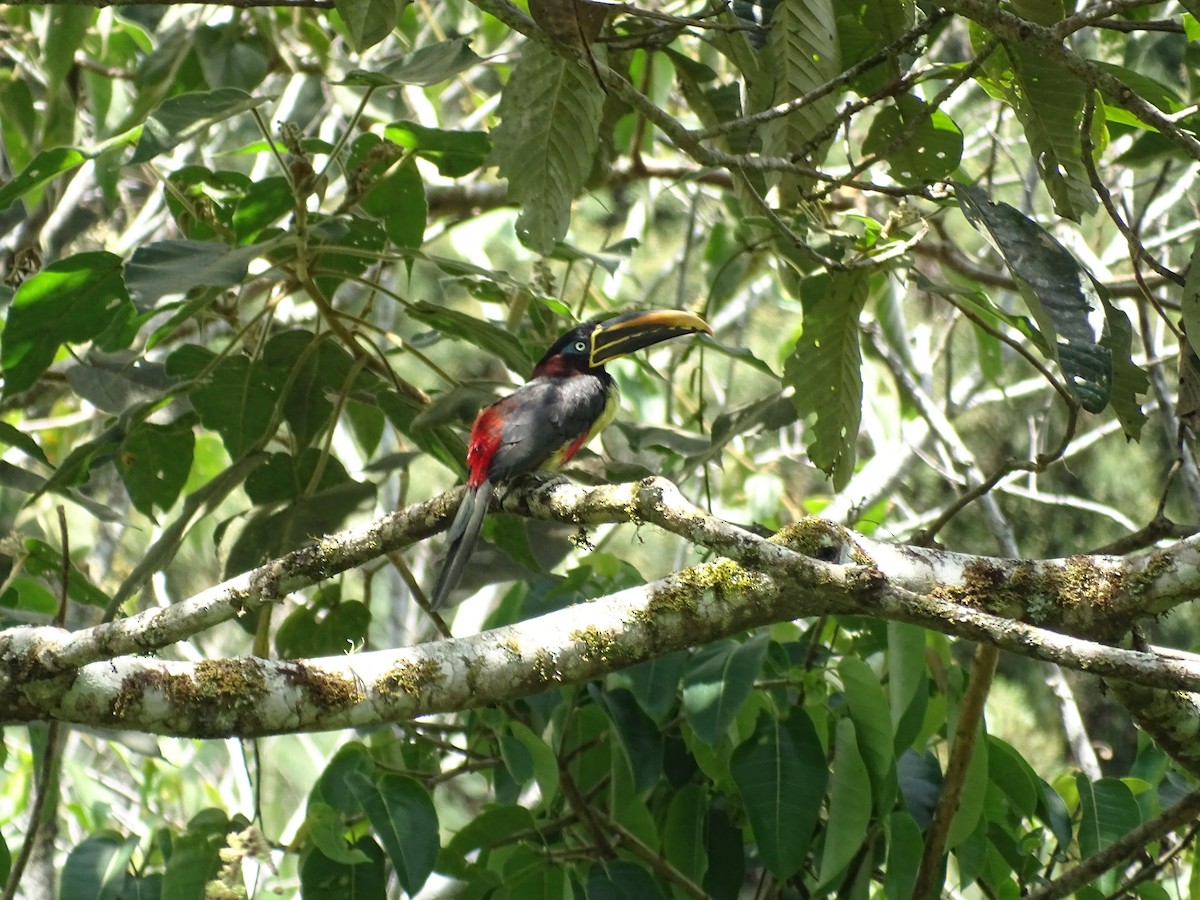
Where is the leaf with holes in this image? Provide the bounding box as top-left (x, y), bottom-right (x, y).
top-left (489, 41), bottom-right (605, 253)
top-left (955, 182), bottom-right (1114, 414)
top-left (117, 415), bottom-right (197, 516)
top-left (863, 94), bottom-right (963, 183)
top-left (784, 269), bottom-right (869, 489)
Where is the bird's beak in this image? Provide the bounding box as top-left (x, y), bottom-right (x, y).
top-left (589, 309), bottom-right (711, 367)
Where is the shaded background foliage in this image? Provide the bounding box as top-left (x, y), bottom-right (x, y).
top-left (2, 0), bottom-right (1200, 897)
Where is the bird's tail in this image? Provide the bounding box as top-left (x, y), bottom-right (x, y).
top-left (429, 479), bottom-right (494, 609)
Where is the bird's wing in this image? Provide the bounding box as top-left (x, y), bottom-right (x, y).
top-left (477, 376), bottom-right (611, 482)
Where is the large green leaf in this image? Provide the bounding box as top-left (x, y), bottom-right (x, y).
top-left (607, 650), bottom-right (688, 724)
top-left (784, 269), bottom-right (870, 489)
top-left (345, 772), bottom-right (439, 896)
top-left (1, 252), bottom-right (134, 395)
top-left (124, 240), bottom-right (272, 312)
top-left (682, 634), bottom-right (769, 746)
top-left (816, 718), bottom-right (872, 890)
top-left (663, 784), bottom-right (709, 886)
top-left (409, 302), bottom-right (533, 374)
top-left (160, 818), bottom-right (227, 900)
top-left (761, 0), bottom-right (840, 202)
top-left (954, 182), bottom-right (1115, 414)
top-left (489, 41), bottom-right (605, 253)
top-left (585, 861), bottom-right (666, 900)
top-left (1097, 292), bottom-right (1148, 439)
top-left (883, 811), bottom-right (923, 900)
top-left (130, 89), bottom-right (270, 164)
top-left (1077, 775), bottom-right (1142, 859)
top-left (1001, 43), bottom-right (1097, 221)
top-left (945, 727), bottom-right (988, 850)
top-left (730, 709), bottom-right (828, 880)
top-left (166, 346), bottom-right (283, 457)
top-left (839, 656), bottom-right (897, 812)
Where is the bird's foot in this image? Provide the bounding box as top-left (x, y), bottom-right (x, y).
top-left (515, 470), bottom-right (569, 489)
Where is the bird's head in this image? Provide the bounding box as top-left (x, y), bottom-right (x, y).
top-left (532, 309), bottom-right (711, 378)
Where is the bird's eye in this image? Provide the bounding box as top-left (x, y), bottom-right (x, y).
top-left (574, 340), bottom-right (587, 353)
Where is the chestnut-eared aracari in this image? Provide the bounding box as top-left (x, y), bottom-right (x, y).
top-left (429, 309), bottom-right (711, 609)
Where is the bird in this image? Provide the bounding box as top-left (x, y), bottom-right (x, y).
top-left (429, 308), bottom-right (711, 609)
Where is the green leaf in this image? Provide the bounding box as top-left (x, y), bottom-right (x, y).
top-left (761, 0), bottom-right (840, 202)
top-left (1182, 238), bottom-right (1200, 363)
top-left (161, 823), bottom-right (225, 900)
top-left (22, 537), bottom-right (113, 609)
top-left (124, 240), bottom-right (273, 312)
top-left (299, 836), bottom-right (387, 899)
top-left (703, 807), bottom-right (745, 899)
top-left (59, 831), bottom-right (138, 900)
top-left (1000, 43), bottom-right (1097, 220)
top-left (955, 182), bottom-right (1112, 413)
top-left (167, 346), bottom-right (283, 457)
top-left (883, 811), bottom-right (923, 900)
top-left (987, 736), bottom-right (1039, 818)
top-left (862, 94), bottom-right (963, 183)
top-left (682, 634), bottom-right (769, 745)
top-left (1096, 292), bottom-right (1147, 438)
top-left (784, 269), bottom-right (870, 489)
top-left (409, 302), bottom-right (533, 374)
top-left (307, 803), bottom-right (371, 865)
top-left (817, 718), bottom-right (872, 890)
top-left (2, 252), bottom-right (134, 395)
top-left (117, 415), bottom-right (197, 516)
top-left (261, 331), bottom-right (367, 448)
top-left (608, 650), bottom-right (687, 724)
top-left (945, 727), bottom-right (988, 850)
top-left (446, 805), bottom-right (538, 861)
top-left (1077, 775), bottom-right (1142, 859)
top-left (0, 146), bottom-right (87, 213)
top-left (0, 420), bottom-right (49, 465)
top-left (384, 121), bottom-right (492, 178)
top-left (275, 599), bottom-right (371, 659)
top-left (731, 710), bottom-right (828, 880)
top-left (506, 720), bottom-right (560, 807)
top-left (343, 37), bottom-right (481, 86)
top-left (130, 89), bottom-right (271, 164)
top-left (360, 160), bottom-right (427, 251)
top-left (585, 860), bottom-right (667, 900)
top-left (490, 41), bottom-right (605, 253)
top-left (345, 772), bottom-right (439, 895)
top-left (591, 686), bottom-right (663, 793)
top-left (334, 0), bottom-right (405, 52)
top-left (194, 24), bottom-right (270, 90)
top-left (664, 784), bottom-right (709, 885)
top-left (839, 656), bottom-right (897, 812)
top-left (887, 622), bottom-right (926, 742)
top-left (225, 450), bottom-right (374, 575)
top-left (309, 743), bottom-right (373, 818)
